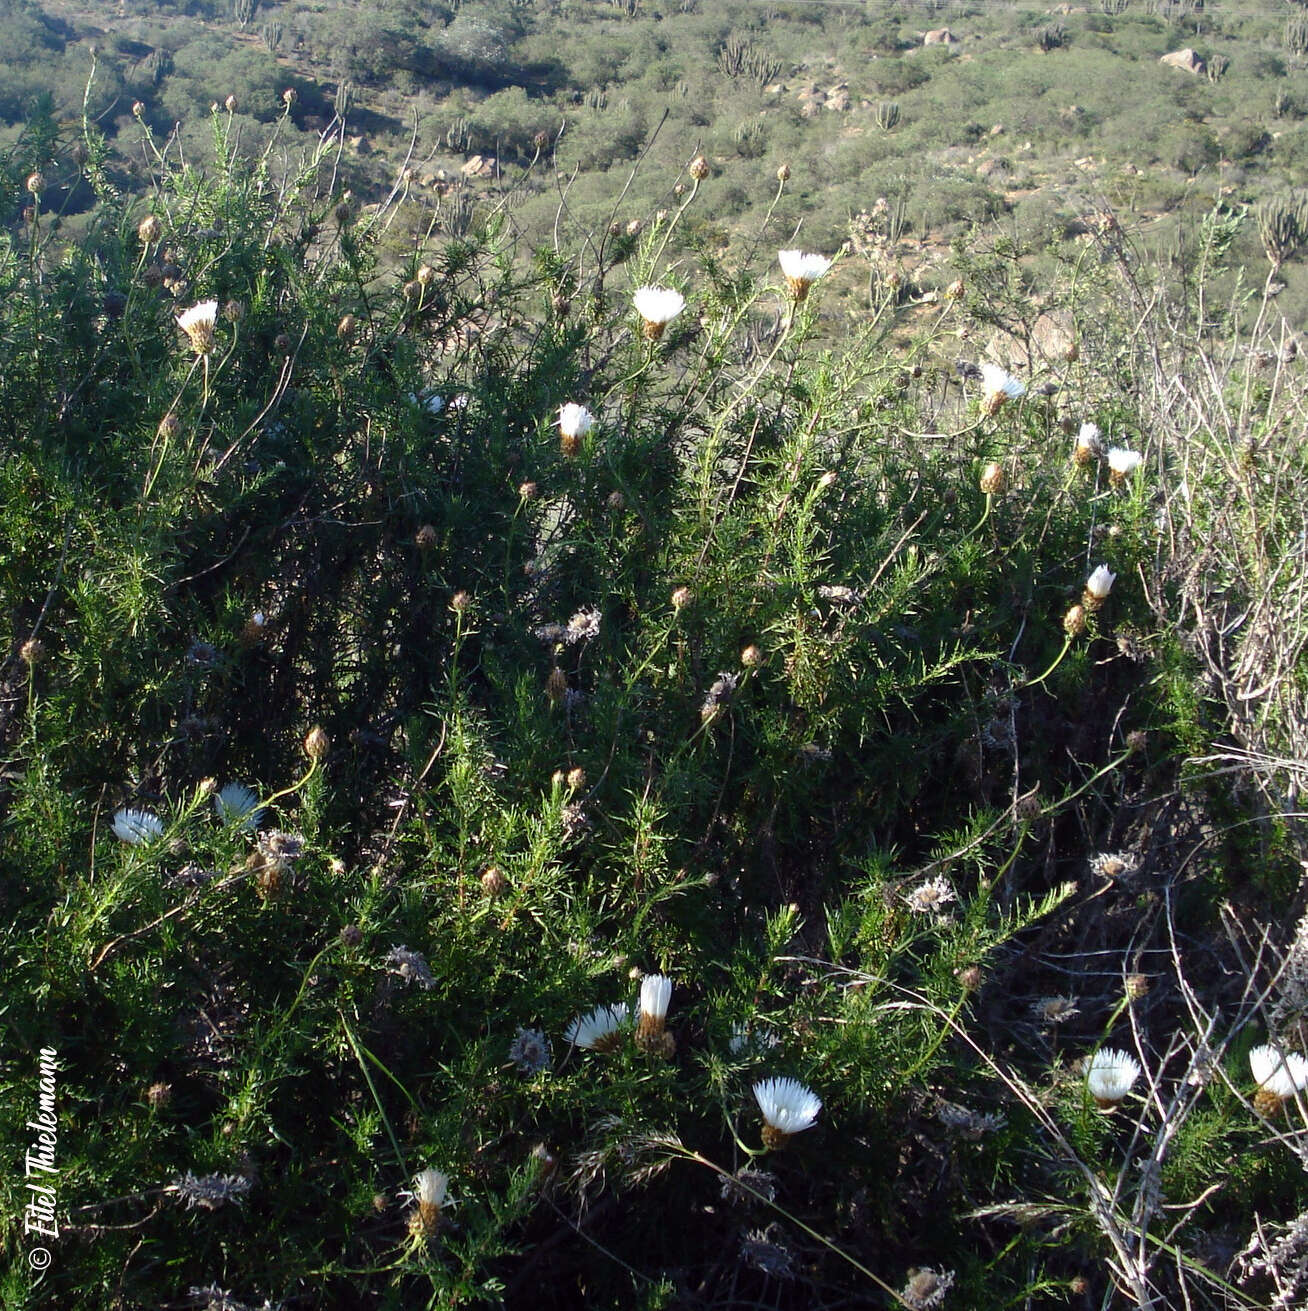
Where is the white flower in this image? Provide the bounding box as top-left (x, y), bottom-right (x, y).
top-left (418, 390), bottom-right (444, 414)
top-left (778, 249), bottom-right (833, 300)
top-left (565, 1003), bottom-right (629, 1051)
top-left (112, 808), bottom-right (165, 845)
top-left (1078, 422), bottom-right (1101, 445)
top-left (176, 300), bottom-right (218, 355)
top-left (979, 363), bottom-right (1025, 413)
top-left (905, 875), bottom-right (956, 915)
top-left (558, 403), bottom-right (595, 439)
top-left (1107, 447), bottom-right (1143, 477)
top-left (753, 1077), bottom-right (822, 1147)
top-left (1074, 422), bottom-right (1104, 462)
top-left (1085, 1047), bottom-right (1141, 1107)
top-left (633, 286), bottom-right (685, 339)
top-left (414, 1168), bottom-right (449, 1209)
top-left (214, 782), bottom-right (264, 831)
top-left (1249, 1044), bottom-right (1308, 1100)
top-left (565, 607), bottom-right (601, 644)
top-left (638, 973), bottom-right (672, 1023)
top-left (1084, 565), bottom-right (1117, 600)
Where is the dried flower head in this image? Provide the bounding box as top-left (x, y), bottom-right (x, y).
top-left (689, 154), bottom-right (710, 180)
top-left (508, 1026), bottom-right (552, 1074)
top-left (113, 808), bottom-right (165, 845)
top-left (176, 300), bottom-right (219, 355)
top-left (633, 286), bottom-right (685, 340)
top-left (1034, 995), bottom-right (1080, 1025)
top-left (138, 214), bottom-right (163, 244)
top-left (670, 586), bottom-right (693, 610)
top-left (565, 1003), bottom-right (629, 1052)
top-left (778, 249), bottom-right (833, 301)
top-left (304, 726), bottom-right (330, 762)
top-left (1085, 1047), bottom-right (1142, 1109)
top-left (1089, 850), bottom-right (1140, 880)
top-left (170, 1171), bottom-right (252, 1210)
top-left (1250, 1044), bottom-right (1308, 1115)
top-left (936, 1102), bottom-right (1006, 1139)
top-left (1063, 603), bottom-right (1087, 637)
top-left (385, 945), bottom-right (436, 990)
top-left (753, 1076), bottom-right (821, 1149)
top-left (979, 364), bottom-right (1025, 415)
top-left (480, 865), bottom-right (507, 898)
top-left (900, 1267), bottom-right (956, 1310)
top-left (565, 607), bottom-right (601, 644)
top-left (19, 638), bottom-right (44, 666)
top-left (146, 1081), bottom-right (172, 1109)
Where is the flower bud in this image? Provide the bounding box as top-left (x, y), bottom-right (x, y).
top-left (417, 264), bottom-right (436, 286)
top-left (1063, 604), bottom-right (1086, 637)
top-left (337, 313), bottom-right (357, 340)
top-left (481, 865), bottom-right (507, 898)
top-left (671, 586), bottom-right (693, 610)
top-left (776, 162), bottom-right (790, 182)
top-left (138, 214), bottom-right (163, 244)
top-left (225, 94), bottom-right (238, 112)
top-left (26, 172), bottom-right (44, 195)
top-left (566, 767), bottom-right (586, 791)
top-left (689, 155), bottom-right (710, 180)
top-left (450, 590), bottom-right (472, 613)
top-left (304, 726), bottom-right (330, 762)
top-left (740, 644), bottom-right (762, 667)
top-left (415, 524), bottom-right (437, 550)
top-left (19, 638), bottom-right (45, 667)
top-left (979, 461), bottom-right (1006, 495)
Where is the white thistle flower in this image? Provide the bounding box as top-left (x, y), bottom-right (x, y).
top-left (778, 249), bottom-right (833, 300)
top-left (418, 390), bottom-right (444, 414)
top-left (978, 363), bottom-right (1025, 414)
top-left (633, 286), bottom-right (685, 339)
top-left (636, 974), bottom-right (673, 1053)
top-left (176, 300), bottom-right (219, 355)
top-left (565, 1003), bottom-right (628, 1052)
top-left (558, 403), bottom-right (595, 439)
top-left (214, 782), bottom-right (264, 831)
top-left (1085, 1047), bottom-right (1141, 1108)
top-left (905, 875), bottom-right (956, 916)
top-left (1074, 422), bottom-right (1103, 464)
top-left (753, 1076), bottom-right (821, 1149)
top-left (1084, 564), bottom-right (1117, 606)
top-left (411, 1167), bottom-right (449, 1233)
top-left (113, 808), bottom-right (165, 845)
top-left (1250, 1044), bottom-right (1308, 1111)
top-left (1107, 447), bottom-right (1143, 481)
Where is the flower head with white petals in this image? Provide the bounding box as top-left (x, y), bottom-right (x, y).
top-left (565, 1003), bottom-right (629, 1052)
top-left (778, 249), bottom-right (833, 300)
top-left (979, 364), bottom-right (1025, 415)
top-left (633, 286), bottom-right (685, 340)
top-left (1108, 447), bottom-right (1143, 482)
top-left (1085, 1047), bottom-right (1141, 1109)
top-left (1250, 1044), bottom-right (1308, 1113)
top-left (410, 1168), bottom-right (449, 1235)
top-left (176, 300), bottom-right (219, 355)
top-left (636, 974), bottom-right (674, 1054)
top-left (214, 782), bottom-right (264, 831)
top-left (1083, 565), bottom-right (1116, 610)
top-left (753, 1076), bottom-right (821, 1149)
top-left (113, 808), bottom-right (165, 845)
top-left (558, 402), bottom-right (595, 456)
top-left (1074, 422), bottom-right (1104, 464)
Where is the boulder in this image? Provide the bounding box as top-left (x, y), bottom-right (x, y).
top-left (923, 27), bottom-right (957, 46)
top-left (1160, 48), bottom-right (1206, 75)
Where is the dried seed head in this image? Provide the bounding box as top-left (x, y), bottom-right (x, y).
top-left (979, 461), bottom-right (1006, 495)
top-left (415, 524), bottom-right (437, 550)
top-left (1063, 604), bottom-right (1086, 637)
top-left (1124, 973), bottom-right (1150, 1001)
top-left (606, 490), bottom-right (626, 512)
top-left (740, 644), bottom-right (763, 667)
top-left (146, 1081), bottom-right (172, 1109)
top-left (671, 586), bottom-right (693, 610)
top-left (403, 279), bottom-right (421, 300)
top-left (138, 214), bottom-right (163, 244)
top-left (551, 292), bottom-right (570, 317)
top-left (956, 965), bottom-right (983, 992)
top-left (132, 100), bottom-right (145, 117)
top-left (689, 154), bottom-right (710, 180)
top-left (566, 767), bottom-right (586, 791)
top-left (334, 201), bottom-right (353, 225)
top-left (546, 667), bottom-right (568, 702)
top-left (450, 590), bottom-right (472, 613)
top-left (304, 726), bottom-right (330, 762)
top-left (625, 218), bottom-right (642, 237)
top-left (776, 162), bottom-right (790, 182)
top-left (946, 277), bottom-right (965, 300)
top-left (26, 172), bottom-right (44, 195)
top-left (282, 87), bottom-right (297, 105)
top-left (340, 924), bottom-right (364, 947)
top-left (19, 638), bottom-right (46, 667)
top-left (518, 481), bottom-right (538, 501)
top-left (274, 332), bottom-right (293, 354)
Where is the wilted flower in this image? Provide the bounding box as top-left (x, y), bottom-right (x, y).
top-left (753, 1077), bottom-right (821, 1149)
top-left (905, 875), bottom-right (956, 916)
top-left (635, 974), bottom-right (673, 1055)
top-left (176, 300), bottom-right (219, 355)
top-left (1085, 1047), bottom-right (1141, 1109)
top-left (214, 783), bottom-right (264, 831)
top-left (385, 945), bottom-right (436, 990)
top-left (740, 1225), bottom-right (795, 1279)
top-left (1074, 422), bottom-right (1103, 465)
top-left (720, 1165), bottom-right (778, 1205)
top-left (778, 249), bottom-right (833, 301)
top-left (113, 808), bottom-right (165, 845)
top-left (410, 1168), bottom-right (449, 1235)
top-left (633, 286), bottom-right (685, 340)
top-left (900, 1267), bottom-right (956, 1310)
top-left (508, 1026), bottom-right (552, 1074)
top-left (1250, 1044), bottom-right (1308, 1115)
top-left (169, 1171), bottom-right (252, 1211)
top-left (1108, 447), bottom-right (1143, 483)
top-left (1083, 564), bottom-right (1116, 610)
top-left (936, 1102), bottom-right (1007, 1139)
top-left (1089, 850), bottom-right (1140, 880)
top-left (979, 363), bottom-right (1025, 414)
top-left (1034, 995), bottom-right (1080, 1025)
top-left (565, 607), bottom-right (601, 644)
top-left (701, 671), bottom-right (739, 722)
top-left (565, 1003), bottom-right (628, 1052)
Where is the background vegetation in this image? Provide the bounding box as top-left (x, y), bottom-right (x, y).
top-left (2, 3), bottom-right (1308, 1310)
